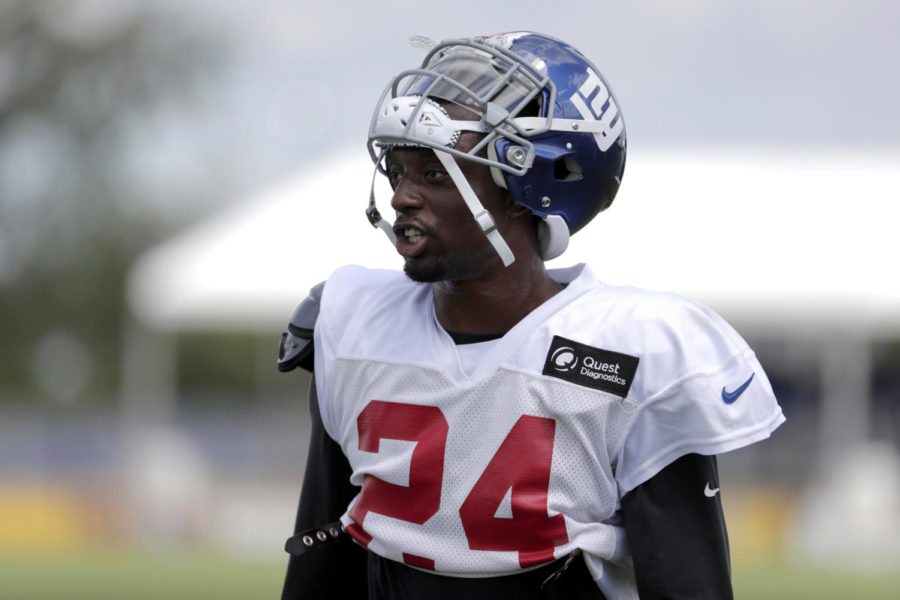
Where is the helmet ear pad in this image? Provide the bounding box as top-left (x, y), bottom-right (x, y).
top-left (537, 214), bottom-right (569, 260)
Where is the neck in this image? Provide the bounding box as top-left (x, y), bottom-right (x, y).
top-left (432, 254), bottom-right (564, 335)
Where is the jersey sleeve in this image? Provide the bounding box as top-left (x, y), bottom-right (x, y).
top-left (615, 296), bottom-right (785, 494)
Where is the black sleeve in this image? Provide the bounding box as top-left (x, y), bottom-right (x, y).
top-left (281, 375), bottom-right (368, 599)
top-left (621, 453), bottom-right (733, 600)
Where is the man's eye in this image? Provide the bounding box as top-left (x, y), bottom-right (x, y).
top-left (425, 170), bottom-right (447, 180)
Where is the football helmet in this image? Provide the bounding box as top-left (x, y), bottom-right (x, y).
top-left (366, 32), bottom-right (626, 264)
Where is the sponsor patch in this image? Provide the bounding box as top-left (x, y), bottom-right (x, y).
top-left (542, 335), bottom-right (639, 398)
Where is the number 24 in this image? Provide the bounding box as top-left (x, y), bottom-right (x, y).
top-left (346, 400), bottom-right (569, 568)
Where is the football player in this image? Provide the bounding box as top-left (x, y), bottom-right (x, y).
top-left (277, 32), bottom-right (785, 599)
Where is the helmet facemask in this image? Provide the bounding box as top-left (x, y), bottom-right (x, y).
top-left (366, 34), bottom-right (625, 265)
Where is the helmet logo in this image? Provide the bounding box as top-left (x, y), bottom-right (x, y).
top-left (419, 111), bottom-right (443, 127)
top-left (569, 67), bottom-right (624, 152)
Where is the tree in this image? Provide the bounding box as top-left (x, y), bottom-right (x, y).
top-left (0, 0), bottom-right (224, 403)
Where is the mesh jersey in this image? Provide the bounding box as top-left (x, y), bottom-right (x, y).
top-left (313, 263), bottom-right (784, 598)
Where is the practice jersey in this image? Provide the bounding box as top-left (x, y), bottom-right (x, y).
top-left (313, 263), bottom-right (784, 598)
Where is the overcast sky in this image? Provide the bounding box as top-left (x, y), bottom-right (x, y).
top-left (139, 0), bottom-right (900, 209)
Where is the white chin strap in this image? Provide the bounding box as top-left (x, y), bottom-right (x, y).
top-left (365, 149), bottom-right (516, 267)
top-left (433, 150), bottom-right (515, 267)
top-left (365, 93), bottom-right (586, 267)
top-left (367, 94), bottom-right (515, 266)
top-left (366, 151), bottom-right (571, 267)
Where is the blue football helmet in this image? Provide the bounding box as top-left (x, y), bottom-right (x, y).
top-left (366, 32), bottom-right (626, 264)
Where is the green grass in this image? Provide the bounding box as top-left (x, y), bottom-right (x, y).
top-left (2, 550), bottom-right (899, 599)
top-left (0, 548), bottom-right (286, 600)
top-left (733, 562), bottom-right (900, 600)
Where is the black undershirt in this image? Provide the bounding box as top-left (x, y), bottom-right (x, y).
top-left (444, 329), bottom-right (504, 344)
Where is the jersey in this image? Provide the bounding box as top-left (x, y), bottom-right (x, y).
top-left (312, 263), bottom-right (784, 599)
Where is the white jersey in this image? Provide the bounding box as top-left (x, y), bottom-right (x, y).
top-left (313, 263), bottom-right (784, 598)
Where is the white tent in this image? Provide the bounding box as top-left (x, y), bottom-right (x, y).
top-left (124, 145), bottom-right (900, 566)
top-left (127, 145), bottom-right (900, 449)
top-left (127, 143), bottom-right (900, 461)
top-left (128, 145), bottom-right (900, 336)
top-left (125, 145), bottom-right (900, 449)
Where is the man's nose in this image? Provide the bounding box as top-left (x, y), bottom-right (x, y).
top-left (390, 177), bottom-right (424, 213)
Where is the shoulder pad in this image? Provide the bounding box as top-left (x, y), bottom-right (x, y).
top-left (277, 281), bottom-right (324, 372)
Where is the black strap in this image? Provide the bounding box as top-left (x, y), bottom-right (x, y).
top-left (284, 520), bottom-right (344, 557)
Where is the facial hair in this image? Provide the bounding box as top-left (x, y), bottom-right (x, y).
top-left (402, 241), bottom-right (500, 283)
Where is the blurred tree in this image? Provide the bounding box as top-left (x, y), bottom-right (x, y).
top-left (0, 0), bottom-right (224, 404)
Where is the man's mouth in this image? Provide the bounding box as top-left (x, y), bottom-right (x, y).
top-left (394, 223), bottom-right (427, 257)
top-left (402, 227), bottom-right (423, 243)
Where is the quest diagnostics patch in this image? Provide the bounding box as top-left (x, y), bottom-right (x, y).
top-left (542, 335), bottom-right (639, 398)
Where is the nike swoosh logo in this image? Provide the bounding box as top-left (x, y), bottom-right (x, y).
top-left (704, 482), bottom-right (720, 498)
top-left (721, 373), bottom-right (755, 404)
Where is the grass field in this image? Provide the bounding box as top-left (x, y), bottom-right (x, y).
top-left (0, 549), bottom-right (284, 600)
top-left (2, 549), bottom-right (899, 599)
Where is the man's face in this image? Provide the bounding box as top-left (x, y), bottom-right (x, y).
top-left (386, 132), bottom-right (510, 284)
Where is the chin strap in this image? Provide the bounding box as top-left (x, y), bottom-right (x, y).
top-left (366, 159), bottom-right (397, 244)
top-left (365, 148), bottom-right (516, 267)
top-left (433, 149), bottom-right (515, 267)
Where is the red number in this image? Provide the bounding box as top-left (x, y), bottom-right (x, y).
top-left (348, 401), bottom-right (448, 544)
top-left (460, 415), bottom-right (569, 567)
top-left (347, 402), bottom-right (568, 568)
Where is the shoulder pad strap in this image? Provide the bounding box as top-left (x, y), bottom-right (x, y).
top-left (277, 281), bottom-right (324, 372)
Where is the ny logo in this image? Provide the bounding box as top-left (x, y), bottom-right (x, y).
top-left (569, 68), bottom-right (624, 152)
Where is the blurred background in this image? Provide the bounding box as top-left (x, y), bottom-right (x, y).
top-left (1, 0), bottom-right (899, 597)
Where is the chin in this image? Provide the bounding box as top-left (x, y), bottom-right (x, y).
top-left (402, 259), bottom-right (444, 283)
top-left (403, 249), bottom-right (499, 284)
